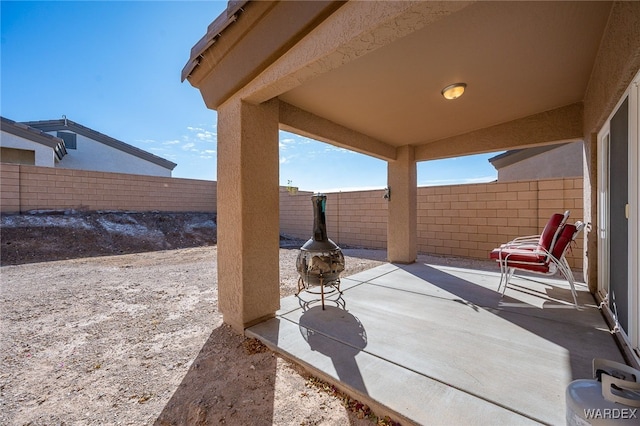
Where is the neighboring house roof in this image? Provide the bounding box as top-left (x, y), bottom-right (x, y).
top-left (22, 118), bottom-right (177, 170)
top-left (488, 144), bottom-right (570, 170)
top-left (1, 116), bottom-right (68, 161)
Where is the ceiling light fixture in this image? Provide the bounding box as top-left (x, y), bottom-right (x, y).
top-left (441, 83), bottom-right (467, 100)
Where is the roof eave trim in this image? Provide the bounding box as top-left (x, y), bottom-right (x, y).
top-left (0, 116), bottom-right (66, 149)
top-left (181, 1), bottom-right (246, 82)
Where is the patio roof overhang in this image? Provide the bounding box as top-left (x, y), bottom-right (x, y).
top-left (183, 0), bottom-right (623, 162)
top-left (183, 0), bottom-right (640, 332)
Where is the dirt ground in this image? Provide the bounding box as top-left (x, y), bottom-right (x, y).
top-left (0, 211), bottom-right (219, 266)
top-left (1, 212), bottom-right (400, 425)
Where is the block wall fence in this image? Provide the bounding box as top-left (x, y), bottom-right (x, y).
top-left (1, 164), bottom-right (583, 268)
top-left (0, 163), bottom-right (216, 213)
top-left (280, 178), bottom-right (584, 269)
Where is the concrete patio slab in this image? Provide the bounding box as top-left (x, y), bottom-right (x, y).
top-left (247, 262), bottom-right (624, 425)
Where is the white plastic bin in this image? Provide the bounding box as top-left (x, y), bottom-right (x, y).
top-left (566, 359), bottom-right (640, 425)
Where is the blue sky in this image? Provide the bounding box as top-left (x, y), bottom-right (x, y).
top-left (1, 1), bottom-right (500, 191)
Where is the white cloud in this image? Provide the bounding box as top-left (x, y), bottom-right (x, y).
top-left (183, 125), bottom-right (217, 145)
top-left (202, 149), bottom-right (216, 154)
top-left (163, 140), bottom-right (180, 145)
top-left (323, 146), bottom-right (352, 154)
top-left (280, 156), bottom-right (292, 164)
top-left (196, 131), bottom-right (216, 141)
top-left (182, 142), bottom-right (195, 150)
top-left (304, 149), bottom-right (329, 158)
top-left (279, 138), bottom-right (298, 150)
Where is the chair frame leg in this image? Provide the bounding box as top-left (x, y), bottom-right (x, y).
top-left (501, 267), bottom-right (515, 297)
top-left (557, 257), bottom-right (578, 307)
top-left (496, 254), bottom-right (509, 294)
top-left (496, 260), bottom-right (578, 307)
top-left (497, 260), bottom-right (505, 293)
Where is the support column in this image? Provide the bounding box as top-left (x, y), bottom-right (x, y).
top-left (217, 98), bottom-right (280, 332)
top-left (387, 145), bottom-right (417, 263)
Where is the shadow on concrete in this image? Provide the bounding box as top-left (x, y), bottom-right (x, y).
top-left (298, 305), bottom-right (368, 394)
top-left (249, 260), bottom-right (627, 424)
top-left (398, 262), bottom-right (619, 380)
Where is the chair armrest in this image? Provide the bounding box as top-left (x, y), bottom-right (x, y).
top-left (499, 239), bottom-right (541, 251)
top-left (493, 243), bottom-right (554, 263)
top-left (501, 235), bottom-right (540, 246)
top-left (510, 234), bottom-right (540, 242)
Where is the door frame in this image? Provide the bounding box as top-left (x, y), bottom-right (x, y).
top-left (630, 70), bottom-right (639, 360)
top-left (597, 125), bottom-right (610, 300)
top-left (597, 68), bottom-right (640, 365)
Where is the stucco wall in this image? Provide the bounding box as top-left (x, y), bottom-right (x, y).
top-left (498, 142), bottom-right (584, 182)
top-left (0, 131), bottom-right (56, 166)
top-left (0, 163), bottom-right (215, 213)
top-left (52, 132), bottom-right (172, 177)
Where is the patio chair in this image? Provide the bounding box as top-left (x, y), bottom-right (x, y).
top-left (489, 211), bottom-right (586, 307)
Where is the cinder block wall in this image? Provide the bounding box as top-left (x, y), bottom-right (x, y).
top-left (1, 163), bottom-right (20, 213)
top-left (279, 188), bottom-right (388, 249)
top-left (326, 189), bottom-right (388, 249)
top-left (416, 179), bottom-right (583, 268)
top-left (279, 187), bottom-right (314, 239)
top-left (2, 164), bottom-right (583, 268)
top-left (0, 163), bottom-right (216, 213)
top-left (280, 178), bottom-right (584, 268)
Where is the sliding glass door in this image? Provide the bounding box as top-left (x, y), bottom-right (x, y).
top-left (598, 69), bottom-right (640, 363)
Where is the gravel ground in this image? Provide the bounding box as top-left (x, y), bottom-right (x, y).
top-left (1, 211), bottom-right (506, 425)
top-left (0, 245), bottom-right (397, 426)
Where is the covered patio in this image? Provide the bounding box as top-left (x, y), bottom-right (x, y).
top-left (181, 0), bottom-right (640, 420)
top-left (183, 0), bottom-right (640, 331)
top-left (248, 259), bottom-right (624, 424)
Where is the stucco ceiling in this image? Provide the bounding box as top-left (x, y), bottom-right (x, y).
top-left (278, 1), bottom-right (612, 148)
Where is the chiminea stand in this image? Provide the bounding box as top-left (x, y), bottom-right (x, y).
top-left (296, 266), bottom-right (343, 310)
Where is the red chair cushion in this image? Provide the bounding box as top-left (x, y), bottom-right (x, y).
top-left (488, 212), bottom-right (573, 274)
top-left (489, 248), bottom-right (550, 272)
top-left (500, 260), bottom-right (551, 273)
top-left (489, 248), bottom-right (546, 263)
top-left (551, 223), bottom-right (577, 259)
top-left (538, 213), bottom-right (566, 250)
